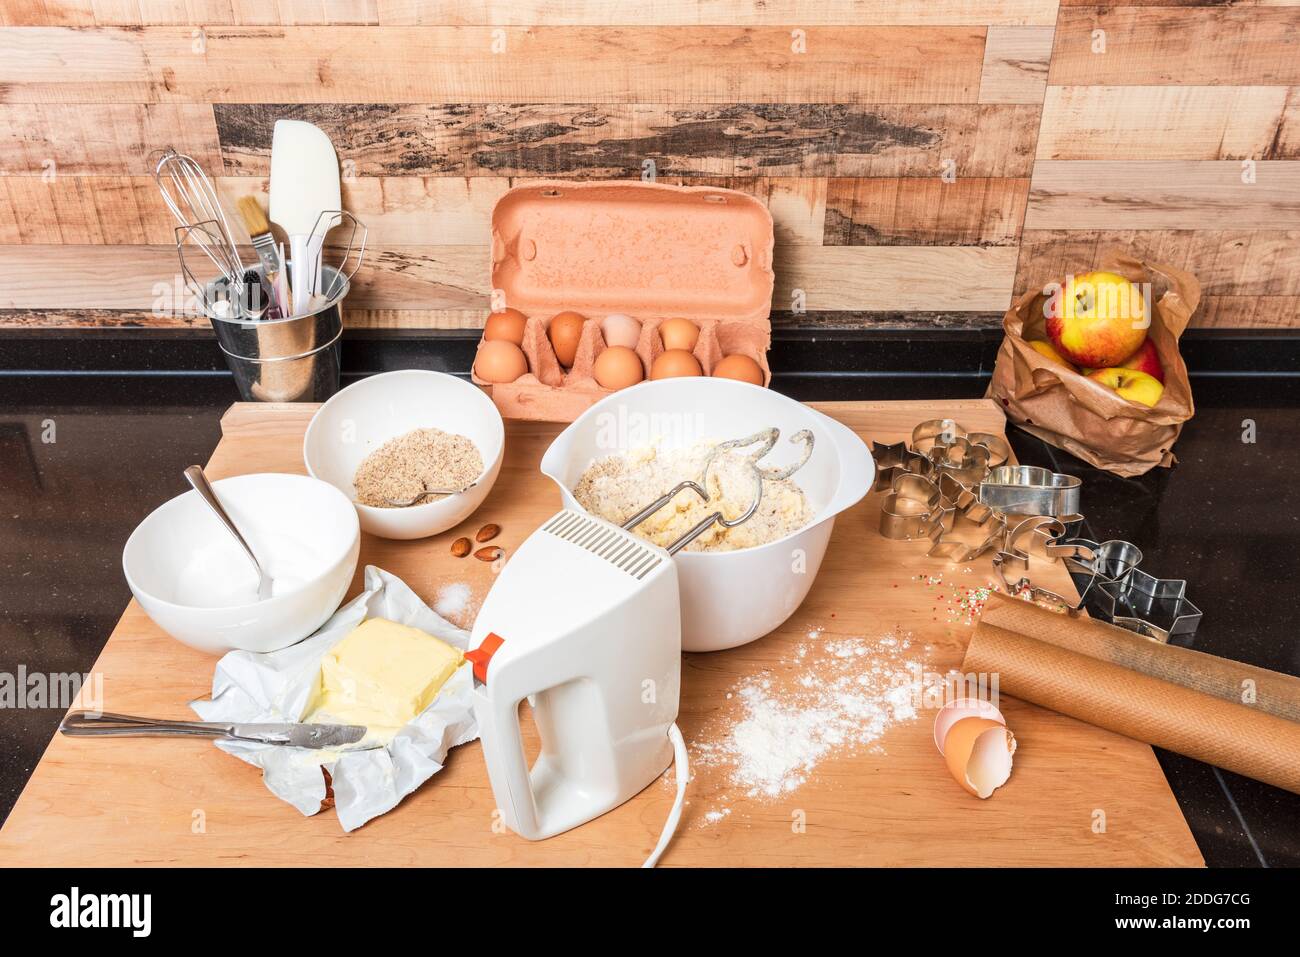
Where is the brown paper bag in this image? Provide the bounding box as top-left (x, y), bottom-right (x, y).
top-left (986, 253), bottom-right (1200, 477)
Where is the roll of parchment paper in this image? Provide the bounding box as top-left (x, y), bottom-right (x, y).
top-left (963, 594), bottom-right (1300, 795)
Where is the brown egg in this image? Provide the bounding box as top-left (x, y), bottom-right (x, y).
top-left (712, 353), bottom-right (765, 386)
top-left (658, 317), bottom-right (699, 353)
top-left (483, 308), bottom-right (527, 346)
top-left (474, 339), bottom-right (528, 383)
top-left (548, 311), bottom-right (586, 367)
top-left (650, 349), bottom-right (703, 380)
top-left (593, 346), bottom-right (645, 391)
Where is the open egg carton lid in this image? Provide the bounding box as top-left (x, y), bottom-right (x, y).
top-left (477, 180), bottom-right (777, 421)
top-left (491, 180), bottom-right (775, 322)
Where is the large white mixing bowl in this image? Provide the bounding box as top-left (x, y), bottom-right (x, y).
top-left (540, 378), bottom-right (875, 652)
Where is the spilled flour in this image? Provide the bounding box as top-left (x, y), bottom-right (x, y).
top-left (689, 630), bottom-right (951, 808)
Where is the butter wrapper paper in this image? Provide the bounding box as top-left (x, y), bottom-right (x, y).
top-left (191, 566), bottom-right (478, 831)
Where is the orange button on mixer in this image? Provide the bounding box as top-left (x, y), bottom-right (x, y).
top-left (465, 632), bottom-right (505, 683)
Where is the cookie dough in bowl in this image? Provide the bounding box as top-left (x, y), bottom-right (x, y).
top-left (540, 377), bottom-right (875, 652)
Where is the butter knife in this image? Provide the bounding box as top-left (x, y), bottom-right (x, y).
top-left (60, 711), bottom-right (367, 749)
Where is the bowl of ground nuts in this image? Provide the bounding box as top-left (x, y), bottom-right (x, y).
top-left (304, 370), bottom-right (505, 540)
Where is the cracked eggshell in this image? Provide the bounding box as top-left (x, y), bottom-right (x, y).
top-left (933, 697), bottom-right (1006, 753)
top-left (941, 716), bottom-right (1017, 799)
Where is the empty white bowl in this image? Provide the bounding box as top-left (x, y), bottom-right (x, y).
top-left (303, 370), bottom-right (505, 540)
top-left (123, 473), bottom-right (360, 655)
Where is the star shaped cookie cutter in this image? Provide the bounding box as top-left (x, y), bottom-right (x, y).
top-left (1094, 569), bottom-right (1203, 643)
top-left (870, 440), bottom-right (936, 493)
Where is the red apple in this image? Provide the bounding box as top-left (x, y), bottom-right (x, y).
top-left (1086, 367), bottom-right (1164, 408)
top-left (1045, 271), bottom-right (1149, 369)
top-left (1117, 338), bottom-right (1164, 384)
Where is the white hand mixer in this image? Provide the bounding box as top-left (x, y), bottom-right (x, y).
top-left (466, 429), bottom-right (814, 866)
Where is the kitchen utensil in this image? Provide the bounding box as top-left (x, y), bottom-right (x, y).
top-left (183, 464), bottom-right (274, 601)
top-left (465, 428), bottom-right (806, 858)
top-left (269, 119), bottom-right (340, 316)
top-left (305, 208), bottom-right (367, 305)
top-left (967, 594), bottom-right (1300, 796)
top-left (304, 370), bottom-right (505, 540)
top-left (870, 440), bottom-right (935, 492)
top-left (152, 148), bottom-right (245, 293)
top-left (60, 711), bottom-right (368, 749)
top-left (383, 481), bottom-right (479, 508)
top-left (123, 473), bottom-right (359, 655)
top-left (235, 195), bottom-right (286, 317)
top-left (1095, 569), bottom-right (1203, 642)
top-left (237, 269), bottom-right (272, 320)
top-left (540, 377), bottom-right (875, 652)
top-left (879, 471), bottom-right (946, 541)
top-left (621, 427), bottom-right (815, 552)
top-left (466, 508), bottom-right (687, 860)
top-left (204, 263), bottom-right (347, 402)
top-left (911, 418), bottom-right (1011, 467)
top-left (979, 465), bottom-right (1082, 519)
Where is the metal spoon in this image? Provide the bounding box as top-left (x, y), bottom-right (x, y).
top-left (183, 465), bottom-right (274, 600)
top-left (382, 480), bottom-right (478, 508)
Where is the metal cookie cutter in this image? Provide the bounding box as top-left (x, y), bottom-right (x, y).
top-left (927, 436), bottom-right (992, 488)
top-left (871, 441), bottom-right (935, 492)
top-left (911, 419), bottom-right (1011, 468)
top-left (1095, 569), bottom-right (1203, 643)
top-left (623, 428), bottom-right (814, 554)
top-left (978, 465), bottom-right (1082, 521)
top-left (880, 472), bottom-right (947, 541)
top-left (1062, 538), bottom-right (1144, 586)
top-left (993, 516), bottom-right (1097, 612)
top-left (927, 495), bottom-right (1005, 562)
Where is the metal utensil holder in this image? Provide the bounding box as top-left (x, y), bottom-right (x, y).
top-left (204, 262), bottom-right (347, 403)
top-left (186, 210), bottom-right (366, 403)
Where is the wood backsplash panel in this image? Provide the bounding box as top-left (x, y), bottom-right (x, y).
top-left (0, 4), bottom-right (1297, 332)
top-left (2, 27), bottom-right (988, 104)
top-left (213, 103), bottom-right (1042, 178)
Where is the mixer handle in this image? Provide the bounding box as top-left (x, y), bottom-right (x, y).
top-left (477, 688), bottom-right (541, 838)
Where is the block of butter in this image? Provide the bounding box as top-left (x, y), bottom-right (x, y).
top-left (307, 618), bottom-right (464, 740)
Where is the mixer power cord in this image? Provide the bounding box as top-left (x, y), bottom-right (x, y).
top-left (642, 723), bottom-right (689, 868)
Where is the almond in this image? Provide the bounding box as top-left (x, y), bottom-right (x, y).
top-left (450, 537), bottom-right (472, 557)
top-left (474, 546), bottom-right (504, 562)
top-left (475, 523), bottom-right (501, 543)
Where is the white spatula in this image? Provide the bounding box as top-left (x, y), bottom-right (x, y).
top-left (269, 120), bottom-right (341, 316)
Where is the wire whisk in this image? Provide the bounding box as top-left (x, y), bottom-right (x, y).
top-left (151, 148), bottom-right (245, 291)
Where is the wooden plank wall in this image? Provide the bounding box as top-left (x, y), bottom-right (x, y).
top-left (0, 2), bottom-right (1296, 332)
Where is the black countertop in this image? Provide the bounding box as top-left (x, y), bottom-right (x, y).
top-left (1, 366), bottom-right (1297, 867)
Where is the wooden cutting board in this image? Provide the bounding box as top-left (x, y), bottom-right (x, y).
top-left (0, 399), bottom-right (1202, 867)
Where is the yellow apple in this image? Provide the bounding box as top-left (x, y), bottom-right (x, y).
top-left (1086, 367), bottom-right (1164, 408)
top-left (1045, 271), bottom-right (1149, 369)
top-left (1027, 339), bottom-right (1078, 371)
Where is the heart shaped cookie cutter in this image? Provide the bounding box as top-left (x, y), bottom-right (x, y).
top-left (978, 465), bottom-right (1082, 521)
top-left (879, 471), bottom-right (946, 541)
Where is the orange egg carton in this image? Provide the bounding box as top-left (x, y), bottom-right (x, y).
top-left (471, 180), bottom-right (776, 421)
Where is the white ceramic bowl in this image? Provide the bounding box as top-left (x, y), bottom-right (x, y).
top-left (123, 473), bottom-right (360, 655)
top-left (303, 370), bottom-right (505, 540)
top-left (541, 378), bottom-right (875, 652)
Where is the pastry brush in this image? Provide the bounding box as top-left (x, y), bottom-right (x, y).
top-left (236, 195), bottom-right (290, 317)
